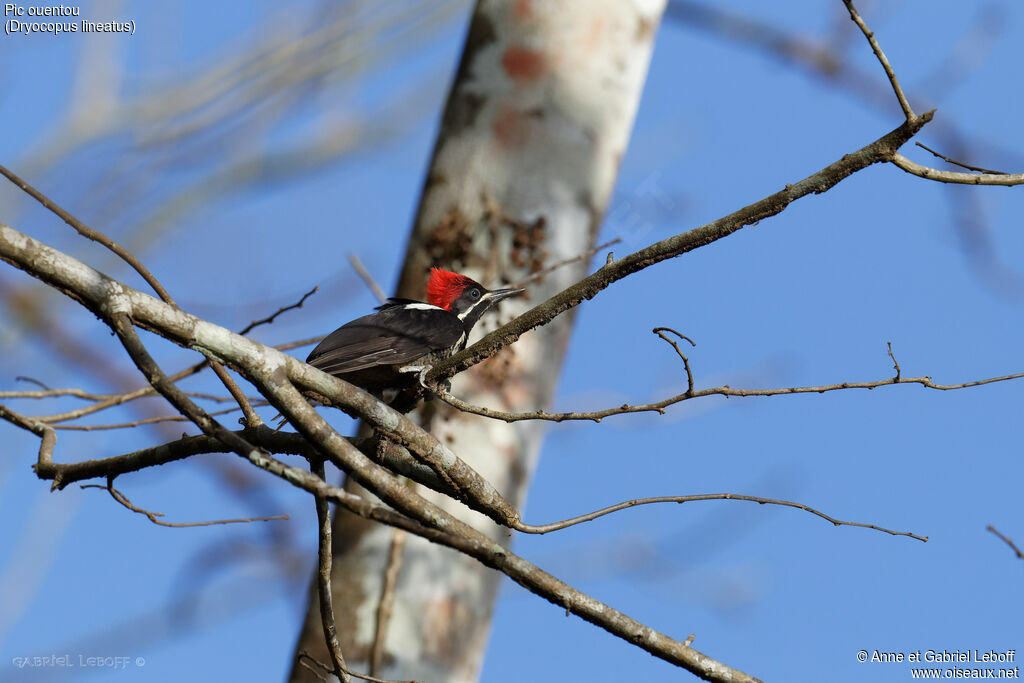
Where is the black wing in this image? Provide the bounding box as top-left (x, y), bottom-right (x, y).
top-left (306, 306), bottom-right (463, 376)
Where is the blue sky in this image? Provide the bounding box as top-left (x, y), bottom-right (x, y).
top-left (1, 2), bottom-right (1022, 682)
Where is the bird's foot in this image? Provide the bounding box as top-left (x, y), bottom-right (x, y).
top-left (397, 364), bottom-right (450, 395)
top-left (398, 364), bottom-right (434, 391)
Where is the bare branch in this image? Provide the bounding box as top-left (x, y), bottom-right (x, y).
top-left (891, 153), bottom-right (1024, 186)
top-left (209, 361), bottom-right (262, 428)
top-left (276, 336), bottom-right (322, 352)
top-left (0, 164), bottom-right (177, 306)
top-left (512, 238), bottom-right (623, 289)
top-left (348, 254), bottom-right (387, 305)
top-left (31, 285), bottom-right (319, 426)
top-left (915, 142), bottom-right (1008, 175)
top-left (286, 366), bottom-right (522, 529)
top-left (1, 386), bottom-right (253, 404)
top-left (299, 649), bottom-right (422, 683)
top-left (427, 113), bottom-right (933, 387)
top-left (513, 493), bottom-right (926, 542)
top-left (887, 342), bottom-right (901, 381)
top-left (842, 0), bottom-right (914, 119)
top-left (312, 469), bottom-right (765, 683)
top-left (81, 483), bottom-right (288, 527)
top-left (653, 327), bottom-right (696, 396)
top-left (36, 425), bottom-right (319, 491)
top-left (0, 403), bottom-right (58, 478)
top-left (239, 285), bottom-right (319, 336)
top-left (263, 377), bottom-right (761, 681)
top-left (14, 376), bottom-right (51, 390)
top-left (987, 525), bottom-right (1024, 560)
top-left (436, 356), bottom-right (1024, 423)
top-left (0, 217), bottom-right (909, 681)
top-left (297, 653), bottom-right (330, 683)
top-left (51, 405), bottom-right (251, 431)
top-left (312, 458), bottom-right (352, 683)
top-left (371, 529), bottom-right (407, 677)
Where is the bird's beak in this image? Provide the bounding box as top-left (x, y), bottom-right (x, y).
top-left (485, 287), bottom-right (525, 304)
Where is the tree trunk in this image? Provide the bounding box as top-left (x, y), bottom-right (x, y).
top-left (289, 1), bottom-right (665, 680)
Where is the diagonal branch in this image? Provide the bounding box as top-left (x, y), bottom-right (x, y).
top-left (348, 254), bottom-right (387, 305)
top-left (915, 142), bottom-right (1009, 175)
top-left (0, 164), bottom-right (177, 306)
top-left (987, 525), bottom-right (1024, 560)
top-left (31, 287), bottom-right (318, 426)
top-left (209, 361), bottom-right (262, 427)
top-left (290, 460), bottom-right (767, 683)
top-left (428, 113), bottom-right (933, 387)
top-left (239, 285), bottom-right (319, 336)
top-left (841, 0), bottom-right (914, 120)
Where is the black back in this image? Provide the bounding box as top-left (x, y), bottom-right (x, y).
top-left (306, 304), bottom-right (464, 377)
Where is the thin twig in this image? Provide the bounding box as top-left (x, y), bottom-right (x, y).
top-left (297, 652), bottom-right (331, 682)
top-left (437, 365), bottom-right (1024, 424)
top-left (0, 164), bottom-right (178, 306)
top-left (299, 649), bottom-right (421, 683)
top-left (209, 361), bottom-right (263, 427)
top-left (349, 254), bottom-right (388, 304)
top-left (51, 404), bottom-right (257, 431)
top-left (653, 327), bottom-right (696, 396)
top-left (36, 365), bottom-right (209, 424)
top-left (891, 153), bottom-right (1024, 186)
top-left (842, 0), bottom-right (914, 120)
top-left (987, 525), bottom-right (1024, 560)
top-left (15, 376), bottom-right (52, 390)
top-left (81, 483), bottom-right (288, 527)
top-left (1, 387), bottom-right (257, 403)
top-left (239, 285), bottom-right (319, 336)
top-left (371, 528), bottom-right (407, 676)
top-left (513, 238), bottom-right (623, 288)
top-left (2, 387), bottom-right (115, 401)
top-left (915, 142), bottom-right (1008, 175)
top-left (886, 341), bottom-right (900, 381)
top-left (513, 492), bottom-right (926, 541)
top-left (312, 458), bottom-right (352, 683)
top-left (276, 336), bottom-right (324, 352)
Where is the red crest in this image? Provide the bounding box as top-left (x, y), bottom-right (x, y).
top-left (426, 268), bottom-right (477, 310)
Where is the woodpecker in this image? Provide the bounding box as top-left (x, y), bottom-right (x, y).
top-left (306, 268), bottom-right (523, 393)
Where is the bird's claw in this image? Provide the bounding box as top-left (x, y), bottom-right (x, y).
top-left (416, 366), bottom-right (432, 391)
top-left (398, 364), bottom-right (435, 392)
top-left (396, 364), bottom-right (451, 395)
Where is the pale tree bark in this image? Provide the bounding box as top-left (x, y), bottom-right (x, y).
top-left (289, 1), bottom-right (667, 680)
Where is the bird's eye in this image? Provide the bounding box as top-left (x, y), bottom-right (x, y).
top-left (470, 288), bottom-right (481, 299)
